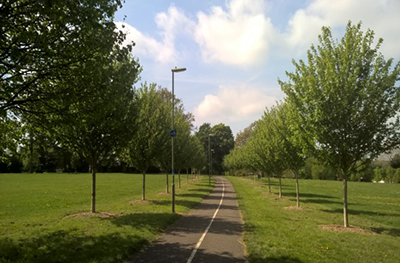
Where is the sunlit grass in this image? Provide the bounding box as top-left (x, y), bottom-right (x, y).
top-left (0, 173), bottom-right (214, 262)
top-left (228, 176), bottom-right (400, 263)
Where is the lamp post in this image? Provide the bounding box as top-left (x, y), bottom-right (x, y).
top-left (211, 148), bottom-right (214, 179)
top-left (208, 133), bottom-right (215, 186)
top-left (171, 66), bottom-right (186, 213)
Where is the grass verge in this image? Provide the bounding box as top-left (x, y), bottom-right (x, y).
top-left (0, 173), bottom-right (214, 263)
top-left (227, 176), bottom-right (400, 263)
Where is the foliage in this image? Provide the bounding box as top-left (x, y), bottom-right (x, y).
top-left (123, 83), bottom-right (169, 199)
top-left (389, 153), bottom-right (400, 169)
top-left (373, 166), bottom-right (400, 183)
top-left (235, 122), bottom-right (256, 148)
top-left (280, 21), bottom-right (400, 227)
top-left (311, 159), bottom-right (337, 180)
top-left (0, 0), bottom-right (126, 114)
top-left (44, 40), bottom-right (140, 212)
top-left (209, 123), bottom-right (235, 174)
top-left (123, 83), bottom-right (169, 174)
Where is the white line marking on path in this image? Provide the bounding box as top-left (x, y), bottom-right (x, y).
top-left (186, 178), bottom-right (225, 263)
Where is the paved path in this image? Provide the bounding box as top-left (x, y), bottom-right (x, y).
top-left (127, 176), bottom-right (246, 263)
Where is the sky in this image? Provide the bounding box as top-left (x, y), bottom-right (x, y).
top-left (114, 0), bottom-right (400, 136)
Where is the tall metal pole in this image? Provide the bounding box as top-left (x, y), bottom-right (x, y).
top-left (170, 67), bottom-right (185, 213)
top-left (208, 135), bottom-right (211, 186)
top-left (171, 71), bottom-right (175, 213)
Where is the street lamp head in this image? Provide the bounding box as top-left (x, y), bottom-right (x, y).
top-left (209, 133), bottom-right (215, 136)
top-left (172, 67), bottom-right (186, 73)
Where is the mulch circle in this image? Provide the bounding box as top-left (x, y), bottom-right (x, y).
top-left (66, 212), bottom-right (121, 218)
top-left (157, 192), bottom-right (170, 196)
top-left (129, 199), bottom-right (152, 204)
top-left (283, 206), bottom-right (306, 210)
top-left (273, 197), bottom-right (291, 202)
top-left (320, 225), bottom-right (375, 235)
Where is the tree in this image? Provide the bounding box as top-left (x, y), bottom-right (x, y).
top-left (170, 106), bottom-right (192, 189)
top-left (235, 122), bottom-right (256, 148)
top-left (209, 123), bottom-right (234, 174)
top-left (273, 103), bottom-right (305, 207)
top-left (256, 108), bottom-right (287, 198)
top-left (389, 153), bottom-right (400, 169)
top-left (0, 0), bottom-right (125, 115)
top-left (123, 83), bottom-right (169, 200)
top-left (188, 135), bottom-right (206, 178)
top-left (195, 123), bottom-right (212, 173)
top-left (0, 113), bottom-right (22, 163)
top-left (280, 21), bottom-right (400, 227)
top-left (49, 43), bottom-right (140, 212)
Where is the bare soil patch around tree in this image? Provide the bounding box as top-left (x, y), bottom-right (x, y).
top-left (320, 225), bottom-right (376, 235)
top-left (66, 212), bottom-right (121, 218)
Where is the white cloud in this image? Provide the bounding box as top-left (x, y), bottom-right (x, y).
top-left (117, 0), bottom-right (400, 66)
top-left (194, 85), bottom-right (277, 129)
top-left (116, 6), bottom-right (194, 63)
top-left (283, 0), bottom-right (400, 58)
top-left (195, 0), bottom-right (276, 66)
top-left (116, 22), bottom-right (174, 63)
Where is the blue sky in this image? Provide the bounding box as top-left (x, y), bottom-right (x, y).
top-left (115, 0), bottom-right (400, 136)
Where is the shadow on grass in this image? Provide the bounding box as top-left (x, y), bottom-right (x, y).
top-left (321, 208), bottom-right (400, 217)
top-left (0, 231), bottom-right (148, 263)
top-left (295, 198), bottom-right (342, 205)
top-left (0, 212), bottom-right (186, 263)
top-left (187, 188), bottom-right (213, 193)
top-left (249, 255), bottom-right (304, 263)
top-left (148, 199), bottom-right (238, 211)
top-left (371, 227), bottom-right (400, 237)
top-left (283, 192), bottom-right (336, 199)
top-left (177, 193), bottom-right (212, 199)
top-left (109, 212), bottom-right (180, 231)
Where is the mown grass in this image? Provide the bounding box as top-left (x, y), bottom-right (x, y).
top-left (227, 176), bottom-right (400, 263)
top-left (0, 173), bottom-right (214, 263)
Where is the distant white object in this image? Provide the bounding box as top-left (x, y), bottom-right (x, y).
top-left (373, 180), bottom-right (385, 183)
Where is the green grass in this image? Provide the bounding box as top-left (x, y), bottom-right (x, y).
top-left (0, 173), bottom-right (214, 263)
top-left (227, 176), bottom-right (400, 263)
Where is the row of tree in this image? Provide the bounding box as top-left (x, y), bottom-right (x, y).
top-left (224, 21), bottom-right (400, 228)
top-left (1, 1), bottom-right (235, 213)
top-left (1, 0), bottom-right (237, 214)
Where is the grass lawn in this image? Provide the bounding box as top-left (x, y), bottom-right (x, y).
top-left (227, 176), bottom-right (400, 263)
top-left (0, 173), bottom-right (214, 263)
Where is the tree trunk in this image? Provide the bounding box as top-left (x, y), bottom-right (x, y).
top-left (178, 170), bottom-right (181, 189)
top-left (142, 171), bottom-right (146, 200)
top-left (91, 160), bottom-right (97, 213)
top-left (268, 174), bottom-right (271, 193)
top-left (278, 176), bottom-right (282, 198)
top-left (343, 177), bottom-right (349, 227)
top-left (186, 169), bottom-right (189, 185)
top-left (295, 170), bottom-right (300, 208)
top-left (29, 131), bottom-right (33, 173)
top-left (166, 173), bottom-right (169, 193)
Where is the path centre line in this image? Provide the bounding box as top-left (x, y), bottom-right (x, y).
top-left (186, 177), bottom-right (225, 263)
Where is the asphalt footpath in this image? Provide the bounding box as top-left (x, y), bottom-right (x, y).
top-left (126, 176), bottom-right (246, 263)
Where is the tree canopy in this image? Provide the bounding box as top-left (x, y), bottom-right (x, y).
top-left (280, 21), bottom-right (400, 227)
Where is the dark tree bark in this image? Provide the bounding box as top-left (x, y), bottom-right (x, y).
top-left (91, 159), bottom-right (97, 213)
top-left (142, 171), bottom-right (146, 200)
top-left (166, 173), bottom-right (169, 193)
